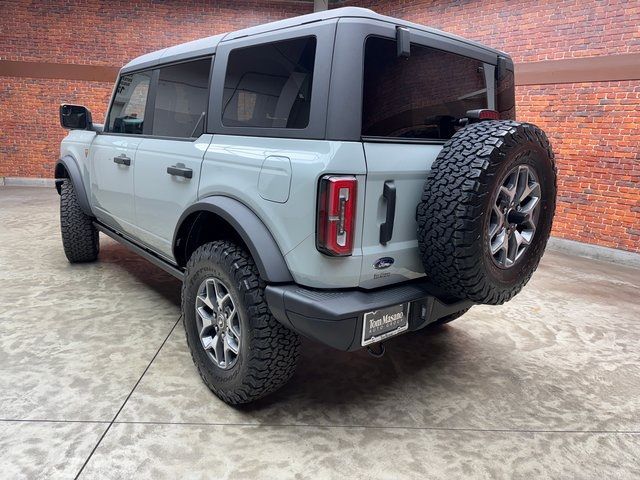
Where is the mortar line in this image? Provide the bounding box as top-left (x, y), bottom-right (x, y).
top-left (74, 318), bottom-right (180, 479)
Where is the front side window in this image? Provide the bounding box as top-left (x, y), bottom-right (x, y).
top-left (153, 58), bottom-right (211, 138)
top-left (362, 37), bottom-right (487, 140)
top-left (222, 36), bottom-right (316, 129)
top-left (108, 71), bottom-right (151, 134)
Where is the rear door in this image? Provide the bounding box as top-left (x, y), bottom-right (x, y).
top-left (359, 32), bottom-right (497, 288)
top-left (133, 57), bottom-right (213, 258)
top-left (90, 70), bottom-right (152, 232)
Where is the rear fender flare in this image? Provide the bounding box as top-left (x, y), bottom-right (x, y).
top-left (173, 196), bottom-right (293, 284)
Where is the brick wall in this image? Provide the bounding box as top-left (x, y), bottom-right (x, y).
top-left (0, 77), bottom-right (113, 178)
top-left (0, 0), bottom-right (310, 178)
top-left (340, 0), bottom-right (640, 252)
top-left (0, 0), bottom-right (638, 252)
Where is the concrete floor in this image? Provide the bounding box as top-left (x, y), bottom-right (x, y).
top-left (0, 186), bottom-right (639, 479)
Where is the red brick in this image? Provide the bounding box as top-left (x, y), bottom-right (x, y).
top-left (0, 0), bottom-right (638, 253)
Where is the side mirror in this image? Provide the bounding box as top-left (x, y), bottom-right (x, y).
top-left (60, 104), bottom-right (92, 130)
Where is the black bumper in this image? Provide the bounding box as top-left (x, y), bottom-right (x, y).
top-left (265, 279), bottom-right (473, 351)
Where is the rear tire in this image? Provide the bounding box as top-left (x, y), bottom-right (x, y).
top-left (60, 179), bottom-right (99, 263)
top-left (182, 241), bottom-right (300, 405)
top-left (417, 121), bottom-right (556, 305)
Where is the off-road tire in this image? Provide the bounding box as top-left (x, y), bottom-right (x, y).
top-left (60, 179), bottom-right (99, 263)
top-left (417, 121), bottom-right (556, 305)
top-left (182, 241), bottom-right (300, 405)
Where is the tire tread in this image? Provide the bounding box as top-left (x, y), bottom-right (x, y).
top-left (182, 241), bottom-right (300, 405)
top-left (60, 180), bottom-right (99, 263)
top-left (416, 121), bottom-right (557, 305)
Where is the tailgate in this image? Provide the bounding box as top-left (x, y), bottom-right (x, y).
top-left (359, 142), bottom-right (443, 288)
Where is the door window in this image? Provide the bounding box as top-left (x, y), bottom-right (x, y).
top-left (107, 71), bottom-right (152, 134)
top-left (362, 37), bottom-right (487, 140)
top-left (153, 58), bottom-right (211, 138)
top-left (222, 36), bottom-right (316, 129)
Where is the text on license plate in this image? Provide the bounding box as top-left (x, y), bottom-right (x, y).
top-left (361, 303), bottom-right (409, 346)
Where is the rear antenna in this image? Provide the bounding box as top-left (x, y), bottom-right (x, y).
top-left (367, 342), bottom-right (386, 358)
top-left (396, 27), bottom-right (410, 58)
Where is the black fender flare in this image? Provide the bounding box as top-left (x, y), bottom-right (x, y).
top-left (54, 155), bottom-right (92, 217)
top-left (173, 196), bottom-right (294, 284)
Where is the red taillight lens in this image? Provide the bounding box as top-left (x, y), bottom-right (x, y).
top-left (478, 109), bottom-right (500, 120)
top-left (466, 109), bottom-right (500, 122)
top-left (316, 175), bottom-right (357, 256)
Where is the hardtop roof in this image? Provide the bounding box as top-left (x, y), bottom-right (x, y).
top-left (121, 7), bottom-right (506, 74)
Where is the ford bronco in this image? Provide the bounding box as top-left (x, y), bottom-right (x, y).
top-left (56, 8), bottom-right (556, 405)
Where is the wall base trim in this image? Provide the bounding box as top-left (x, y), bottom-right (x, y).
top-left (1, 178), bottom-right (637, 268)
top-left (547, 237), bottom-right (640, 268)
top-left (1, 177), bottom-right (55, 187)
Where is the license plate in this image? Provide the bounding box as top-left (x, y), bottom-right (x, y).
top-left (361, 303), bottom-right (409, 346)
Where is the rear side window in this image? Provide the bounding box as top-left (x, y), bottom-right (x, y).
top-left (362, 37), bottom-right (487, 140)
top-left (222, 36), bottom-right (316, 129)
top-left (153, 58), bottom-right (211, 138)
top-left (108, 71), bottom-right (152, 134)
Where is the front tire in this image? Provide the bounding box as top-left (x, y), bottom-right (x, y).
top-left (60, 179), bottom-right (99, 263)
top-left (182, 241), bottom-right (300, 405)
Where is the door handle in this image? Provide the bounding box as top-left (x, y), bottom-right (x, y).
top-left (113, 154), bottom-right (131, 166)
top-left (167, 164), bottom-right (193, 179)
top-left (379, 180), bottom-right (396, 245)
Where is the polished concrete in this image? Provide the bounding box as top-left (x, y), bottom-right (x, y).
top-left (1, 186), bottom-right (639, 479)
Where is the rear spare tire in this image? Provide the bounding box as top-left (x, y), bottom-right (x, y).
top-left (416, 121), bottom-right (556, 305)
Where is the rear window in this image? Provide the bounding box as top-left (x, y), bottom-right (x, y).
top-left (362, 37), bottom-right (487, 140)
top-left (153, 58), bottom-right (211, 138)
top-left (222, 36), bottom-right (316, 129)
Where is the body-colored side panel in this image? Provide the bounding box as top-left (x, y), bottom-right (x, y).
top-left (200, 136), bottom-right (366, 288)
top-left (133, 134), bottom-right (213, 257)
top-left (89, 134), bottom-right (143, 235)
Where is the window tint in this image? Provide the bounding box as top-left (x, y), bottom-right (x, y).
top-left (222, 36), bottom-right (316, 129)
top-left (108, 71), bottom-right (151, 134)
top-left (153, 58), bottom-right (211, 138)
top-left (362, 37), bottom-right (487, 140)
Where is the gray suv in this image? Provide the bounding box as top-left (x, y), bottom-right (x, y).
top-left (56, 7), bottom-right (556, 405)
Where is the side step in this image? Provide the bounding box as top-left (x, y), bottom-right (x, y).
top-left (94, 222), bottom-right (185, 281)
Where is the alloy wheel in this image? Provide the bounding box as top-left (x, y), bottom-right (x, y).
top-left (488, 164), bottom-right (541, 268)
top-left (195, 277), bottom-right (241, 369)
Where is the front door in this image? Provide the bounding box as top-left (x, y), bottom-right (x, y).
top-left (90, 70), bottom-right (152, 234)
top-left (90, 135), bottom-right (141, 232)
top-left (133, 57), bottom-right (213, 259)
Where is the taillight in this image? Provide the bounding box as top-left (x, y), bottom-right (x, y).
top-left (316, 175), bottom-right (357, 256)
top-left (478, 109), bottom-right (500, 120)
top-left (466, 109), bottom-right (500, 122)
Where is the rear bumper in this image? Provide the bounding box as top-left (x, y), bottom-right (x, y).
top-left (265, 279), bottom-right (474, 351)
